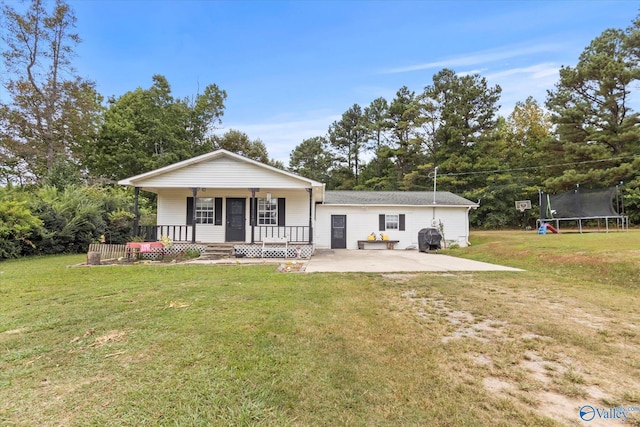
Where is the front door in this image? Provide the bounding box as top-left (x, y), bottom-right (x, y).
top-left (226, 198), bottom-right (246, 242)
top-left (331, 215), bottom-right (347, 249)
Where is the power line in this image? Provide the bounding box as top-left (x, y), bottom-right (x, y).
top-left (438, 154), bottom-right (640, 177)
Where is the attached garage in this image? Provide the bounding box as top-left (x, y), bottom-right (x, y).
top-left (315, 191), bottom-right (478, 250)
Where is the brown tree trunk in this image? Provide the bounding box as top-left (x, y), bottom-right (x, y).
top-left (87, 251), bottom-right (101, 266)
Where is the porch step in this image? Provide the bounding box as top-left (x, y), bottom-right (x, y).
top-left (199, 243), bottom-right (235, 260)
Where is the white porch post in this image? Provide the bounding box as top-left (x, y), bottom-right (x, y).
top-left (307, 188), bottom-right (313, 244)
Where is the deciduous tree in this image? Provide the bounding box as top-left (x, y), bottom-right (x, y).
top-left (288, 136), bottom-right (334, 183)
top-left (84, 75), bottom-right (226, 180)
top-left (0, 0), bottom-right (103, 182)
top-left (211, 129), bottom-right (269, 163)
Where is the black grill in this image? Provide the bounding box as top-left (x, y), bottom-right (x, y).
top-left (418, 228), bottom-right (442, 252)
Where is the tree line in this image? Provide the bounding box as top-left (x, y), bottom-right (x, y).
top-left (289, 23), bottom-right (640, 227)
top-left (1, 0), bottom-right (639, 258)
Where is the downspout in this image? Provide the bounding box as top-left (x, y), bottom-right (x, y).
top-left (191, 187), bottom-right (198, 243)
top-left (466, 206), bottom-right (473, 246)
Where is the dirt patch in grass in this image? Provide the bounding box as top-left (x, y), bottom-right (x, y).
top-left (381, 273), bottom-right (418, 282)
top-left (400, 281), bottom-right (640, 426)
top-left (2, 327), bottom-right (28, 335)
top-left (166, 301), bottom-right (190, 309)
top-left (276, 260), bottom-right (306, 272)
top-left (402, 289), bottom-right (508, 343)
top-left (88, 330), bottom-right (128, 348)
top-left (483, 376), bottom-right (516, 394)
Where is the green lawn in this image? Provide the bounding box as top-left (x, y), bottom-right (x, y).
top-left (1, 230), bottom-right (639, 426)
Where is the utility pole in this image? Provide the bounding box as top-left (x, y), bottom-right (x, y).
top-left (432, 166), bottom-right (438, 204)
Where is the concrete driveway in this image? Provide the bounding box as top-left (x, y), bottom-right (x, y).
top-left (304, 249), bottom-right (523, 273)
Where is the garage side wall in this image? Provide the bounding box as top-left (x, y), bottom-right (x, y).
top-left (315, 205), bottom-right (471, 249)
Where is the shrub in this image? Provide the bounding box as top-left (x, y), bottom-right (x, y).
top-left (0, 199), bottom-right (42, 259)
top-left (26, 186), bottom-right (105, 255)
top-left (104, 210), bottom-right (134, 244)
top-left (183, 247), bottom-right (202, 259)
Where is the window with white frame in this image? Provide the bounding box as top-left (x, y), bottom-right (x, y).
top-left (385, 214), bottom-right (399, 230)
top-left (258, 198), bottom-right (278, 225)
top-left (195, 197), bottom-right (214, 224)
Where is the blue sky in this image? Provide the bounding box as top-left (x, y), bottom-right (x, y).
top-left (40, 1), bottom-right (640, 162)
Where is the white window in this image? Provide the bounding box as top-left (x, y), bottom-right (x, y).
top-left (385, 214), bottom-right (399, 230)
top-left (195, 197), bottom-right (214, 224)
top-left (258, 198), bottom-right (278, 225)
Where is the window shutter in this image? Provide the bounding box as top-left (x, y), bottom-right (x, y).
top-left (399, 214), bottom-right (405, 231)
top-left (278, 198), bottom-right (286, 226)
top-left (214, 198), bottom-right (222, 225)
top-left (379, 214), bottom-right (385, 231)
top-left (186, 197), bottom-right (194, 225)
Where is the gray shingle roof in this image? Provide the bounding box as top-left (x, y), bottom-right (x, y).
top-left (323, 191), bottom-right (478, 206)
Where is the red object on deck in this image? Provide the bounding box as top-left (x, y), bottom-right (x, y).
top-left (545, 224), bottom-right (559, 234)
top-left (126, 241), bottom-right (166, 258)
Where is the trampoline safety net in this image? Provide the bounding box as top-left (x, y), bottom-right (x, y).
top-left (540, 187), bottom-right (620, 219)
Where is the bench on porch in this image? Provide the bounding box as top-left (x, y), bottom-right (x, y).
top-left (262, 236), bottom-right (289, 258)
top-left (126, 241), bottom-right (166, 259)
top-left (357, 240), bottom-right (400, 250)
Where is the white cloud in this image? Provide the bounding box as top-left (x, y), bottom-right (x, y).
top-left (484, 63), bottom-right (559, 81)
top-left (456, 69), bottom-right (488, 78)
top-left (382, 42), bottom-right (566, 74)
top-left (218, 111), bottom-right (341, 164)
top-left (483, 63), bottom-right (561, 115)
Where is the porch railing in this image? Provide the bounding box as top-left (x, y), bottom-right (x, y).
top-left (135, 225), bottom-right (310, 243)
top-left (255, 226), bottom-right (310, 243)
top-left (135, 225), bottom-right (193, 242)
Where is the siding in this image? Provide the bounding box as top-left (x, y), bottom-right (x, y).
top-left (136, 156), bottom-right (310, 189)
top-left (315, 205), bottom-right (471, 249)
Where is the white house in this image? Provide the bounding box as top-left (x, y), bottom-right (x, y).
top-left (118, 149), bottom-right (478, 256)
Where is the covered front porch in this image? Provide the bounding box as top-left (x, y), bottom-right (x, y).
top-left (133, 224), bottom-right (315, 259)
top-left (117, 149), bottom-right (325, 257)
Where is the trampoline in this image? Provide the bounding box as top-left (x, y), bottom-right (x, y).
top-left (538, 187), bottom-right (629, 233)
